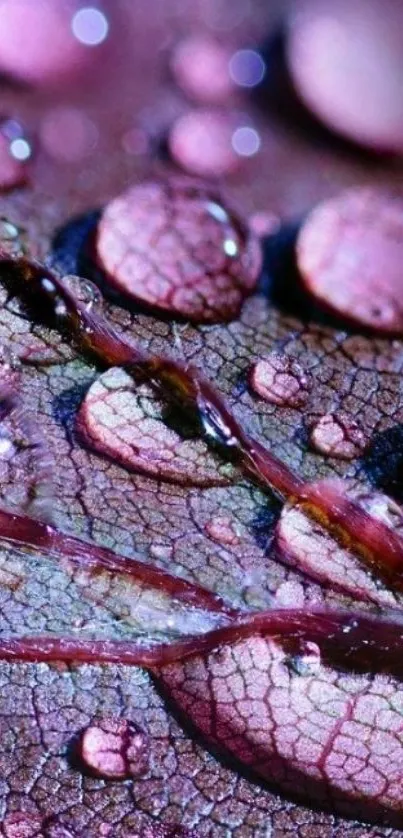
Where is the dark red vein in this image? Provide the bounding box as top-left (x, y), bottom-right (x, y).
top-left (0, 607), bottom-right (402, 676)
top-left (0, 507), bottom-right (238, 617)
top-left (2, 257), bottom-right (403, 585)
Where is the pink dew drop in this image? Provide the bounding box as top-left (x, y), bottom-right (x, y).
top-left (168, 109), bottom-right (240, 177)
top-left (249, 352), bottom-right (311, 407)
top-left (170, 36), bottom-right (233, 104)
top-left (74, 716), bottom-right (150, 780)
top-left (310, 411), bottom-right (366, 460)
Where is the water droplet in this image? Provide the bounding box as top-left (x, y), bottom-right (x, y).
top-left (77, 366), bottom-right (233, 486)
top-left (0, 218), bottom-right (29, 258)
top-left (95, 177), bottom-right (262, 323)
top-left (249, 352), bottom-right (311, 407)
top-left (171, 36), bottom-right (233, 104)
top-left (62, 274), bottom-right (102, 311)
top-left (73, 717), bottom-right (149, 780)
top-left (9, 137), bottom-right (32, 162)
top-left (297, 187), bottom-right (403, 334)
top-left (168, 109), bottom-right (240, 177)
top-left (310, 412), bottom-right (366, 460)
top-left (287, 641), bottom-right (321, 676)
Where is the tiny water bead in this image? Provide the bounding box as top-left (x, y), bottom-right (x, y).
top-left (168, 109), bottom-right (240, 177)
top-left (74, 717), bottom-right (149, 780)
top-left (249, 352), bottom-right (311, 407)
top-left (170, 36), bottom-right (233, 104)
top-left (309, 412), bottom-right (366, 460)
top-left (95, 177), bottom-right (262, 323)
top-left (297, 187), bottom-right (403, 334)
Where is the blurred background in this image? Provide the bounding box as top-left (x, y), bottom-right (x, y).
top-left (0, 0), bottom-right (403, 229)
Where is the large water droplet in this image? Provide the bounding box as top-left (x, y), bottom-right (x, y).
top-left (95, 177), bottom-right (262, 323)
top-left (77, 366), bottom-right (234, 486)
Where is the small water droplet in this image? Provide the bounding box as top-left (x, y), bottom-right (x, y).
top-left (96, 178), bottom-right (262, 323)
top-left (72, 716), bottom-right (149, 780)
top-left (249, 352), bottom-right (311, 408)
top-left (310, 412), bottom-right (366, 460)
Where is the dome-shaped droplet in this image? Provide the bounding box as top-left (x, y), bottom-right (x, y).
top-left (95, 177), bottom-right (262, 323)
top-left (73, 717), bottom-right (149, 780)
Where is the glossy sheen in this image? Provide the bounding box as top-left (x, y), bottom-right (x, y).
top-left (95, 177), bottom-right (262, 322)
top-left (76, 366), bottom-right (234, 486)
top-left (249, 352), bottom-right (311, 407)
top-left (297, 187), bottom-right (403, 334)
top-left (275, 489), bottom-right (403, 609)
top-left (75, 717), bottom-right (149, 780)
top-left (310, 411), bottom-right (366, 460)
top-left (287, 0), bottom-right (403, 152)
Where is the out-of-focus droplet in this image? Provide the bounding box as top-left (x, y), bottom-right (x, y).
top-left (310, 412), bottom-right (366, 460)
top-left (168, 109), bottom-right (240, 176)
top-left (71, 6), bottom-right (109, 46)
top-left (73, 717), bottom-right (150, 780)
top-left (0, 0), bottom-right (101, 87)
top-left (231, 125), bottom-right (261, 157)
top-left (297, 187), bottom-right (403, 335)
top-left (287, 0), bottom-right (403, 152)
top-left (171, 36), bottom-right (233, 104)
top-left (40, 107), bottom-right (98, 163)
top-left (249, 353), bottom-right (311, 407)
top-left (229, 48), bottom-right (266, 88)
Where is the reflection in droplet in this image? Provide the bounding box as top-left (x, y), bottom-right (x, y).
top-left (229, 48), bottom-right (266, 88)
top-left (71, 7), bottom-right (109, 46)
